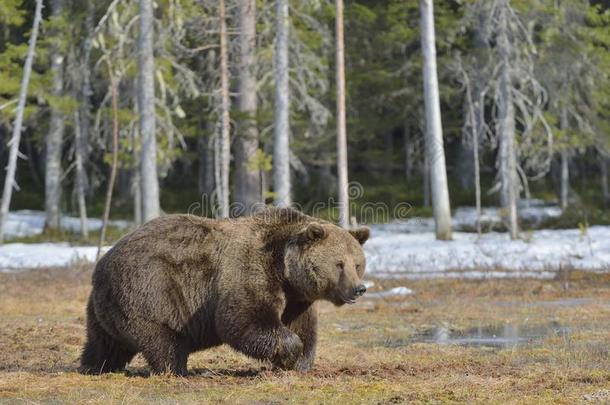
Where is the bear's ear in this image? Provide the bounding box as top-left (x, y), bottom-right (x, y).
top-left (300, 223), bottom-right (328, 243)
top-left (349, 227), bottom-right (370, 245)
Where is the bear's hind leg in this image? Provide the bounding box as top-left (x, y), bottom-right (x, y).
top-left (79, 303), bottom-right (136, 374)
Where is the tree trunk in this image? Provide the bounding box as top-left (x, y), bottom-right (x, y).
top-left (74, 0), bottom-right (94, 239)
top-left (0, 0), bottom-right (43, 243)
top-left (131, 106), bottom-right (143, 226)
top-left (45, 0), bottom-right (66, 231)
top-left (601, 154), bottom-right (609, 208)
top-left (474, 92), bottom-right (484, 236)
top-left (74, 111), bottom-right (88, 239)
top-left (138, 0), bottom-right (161, 222)
top-left (419, 0), bottom-right (452, 240)
top-left (469, 5), bottom-right (487, 200)
top-left (559, 107), bottom-right (569, 210)
top-left (234, 0), bottom-right (260, 216)
top-left (464, 71), bottom-right (482, 235)
top-left (97, 78), bottom-right (119, 260)
top-left (497, 0), bottom-right (518, 239)
top-left (273, 0), bottom-right (291, 207)
top-left (559, 151), bottom-right (569, 210)
top-left (217, 0), bottom-right (231, 218)
top-left (336, 0), bottom-right (349, 228)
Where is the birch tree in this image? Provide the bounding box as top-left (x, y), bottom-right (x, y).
top-left (217, 0), bottom-right (230, 218)
top-left (496, 0), bottom-right (519, 238)
top-left (45, 0), bottom-right (66, 230)
top-left (419, 0), bottom-right (452, 240)
top-left (335, 0), bottom-right (349, 228)
top-left (138, 0), bottom-right (161, 222)
top-left (273, 0), bottom-right (291, 207)
top-left (74, 110), bottom-right (88, 238)
top-left (234, 0), bottom-right (260, 215)
top-left (0, 0), bottom-right (43, 243)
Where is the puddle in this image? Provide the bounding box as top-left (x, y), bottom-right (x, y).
top-left (376, 322), bottom-right (571, 349)
top-left (530, 298), bottom-right (594, 307)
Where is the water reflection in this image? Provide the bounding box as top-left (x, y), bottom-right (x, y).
top-left (412, 323), bottom-right (570, 349)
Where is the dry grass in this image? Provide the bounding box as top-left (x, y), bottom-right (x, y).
top-left (1, 267), bottom-right (610, 404)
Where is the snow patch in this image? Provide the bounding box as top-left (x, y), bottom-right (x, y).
top-left (365, 225), bottom-right (610, 279)
top-left (380, 200), bottom-right (562, 234)
top-left (0, 243), bottom-right (108, 272)
top-left (2, 210), bottom-right (129, 239)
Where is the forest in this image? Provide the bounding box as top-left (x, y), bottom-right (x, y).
top-left (0, 0), bottom-right (607, 243)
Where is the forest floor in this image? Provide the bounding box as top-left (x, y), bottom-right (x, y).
top-left (1, 266), bottom-right (610, 404)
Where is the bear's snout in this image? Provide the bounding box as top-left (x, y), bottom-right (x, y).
top-left (353, 284), bottom-right (367, 297)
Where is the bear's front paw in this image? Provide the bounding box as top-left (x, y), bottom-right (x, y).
top-left (293, 354), bottom-right (314, 373)
top-left (272, 332), bottom-right (303, 370)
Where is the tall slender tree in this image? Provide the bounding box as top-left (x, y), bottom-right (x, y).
top-left (456, 56), bottom-right (484, 235)
top-left (496, 0), bottom-right (518, 239)
top-left (273, 0), bottom-right (291, 207)
top-left (0, 0), bottom-right (43, 243)
top-left (217, 0), bottom-right (231, 218)
top-left (234, 0), bottom-right (260, 215)
top-left (97, 69), bottom-right (119, 259)
top-left (559, 108), bottom-right (570, 209)
top-left (419, 0), bottom-right (452, 240)
top-left (335, 0), bottom-right (349, 228)
top-left (45, 0), bottom-right (66, 230)
top-left (138, 0), bottom-right (161, 222)
top-left (74, 0), bottom-right (95, 239)
top-left (74, 110), bottom-right (88, 238)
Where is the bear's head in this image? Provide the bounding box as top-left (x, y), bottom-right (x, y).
top-left (284, 222), bottom-right (370, 306)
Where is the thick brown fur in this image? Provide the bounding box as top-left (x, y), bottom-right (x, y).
top-left (79, 207), bottom-right (369, 376)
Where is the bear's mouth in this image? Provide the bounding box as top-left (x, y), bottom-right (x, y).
top-left (338, 293), bottom-right (358, 305)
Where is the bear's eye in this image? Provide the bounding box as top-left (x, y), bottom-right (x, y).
top-left (336, 262), bottom-right (345, 271)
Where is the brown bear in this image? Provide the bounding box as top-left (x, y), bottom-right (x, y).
top-left (79, 207), bottom-right (369, 376)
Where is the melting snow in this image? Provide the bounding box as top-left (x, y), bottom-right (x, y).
top-left (2, 210), bottom-right (129, 239)
top-left (0, 243), bottom-right (107, 272)
top-left (365, 225), bottom-right (610, 279)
